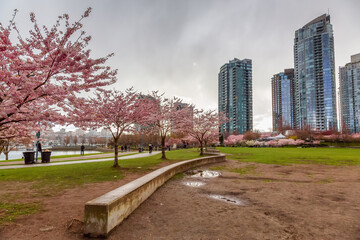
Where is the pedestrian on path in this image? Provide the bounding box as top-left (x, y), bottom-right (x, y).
top-left (149, 144), bottom-right (153, 154)
top-left (81, 145), bottom-right (85, 155)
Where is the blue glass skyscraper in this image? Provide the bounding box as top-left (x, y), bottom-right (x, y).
top-left (272, 69), bottom-right (295, 132)
top-left (218, 58), bottom-right (253, 134)
top-left (294, 14), bottom-right (337, 131)
top-left (339, 53), bottom-right (360, 133)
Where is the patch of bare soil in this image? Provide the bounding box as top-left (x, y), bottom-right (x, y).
top-left (1, 160), bottom-right (360, 240)
top-left (0, 172), bottom-right (145, 240)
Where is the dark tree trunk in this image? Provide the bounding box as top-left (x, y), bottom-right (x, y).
top-left (200, 142), bottom-right (204, 156)
top-left (161, 136), bottom-right (167, 160)
top-left (4, 143), bottom-right (9, 160)
top-left (113, 138), bottom-right (119, 167)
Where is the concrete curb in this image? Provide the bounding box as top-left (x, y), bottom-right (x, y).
top-left (84, 153), bottom-right (226, 238)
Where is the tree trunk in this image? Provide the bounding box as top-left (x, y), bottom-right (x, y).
top-left (113, 138), bottom-right (119, 167)
top-left (4, 143), bottom-right (9, 160)
top-left (161, 136), bottom-right (167, 160)
top-left (200, 142), bottom-right (204, 156)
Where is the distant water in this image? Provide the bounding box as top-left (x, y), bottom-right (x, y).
top-left (0, 150), bottom-right (101, 161)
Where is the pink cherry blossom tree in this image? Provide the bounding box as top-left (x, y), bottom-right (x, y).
top-left (67, 88), bottom-right (152, 167)
top-left (182, 109), bottom-right (225, 156)
top-left (144, 92), bottom-right (191, 160)
top-left (0, 8), bottom-right (117, 138)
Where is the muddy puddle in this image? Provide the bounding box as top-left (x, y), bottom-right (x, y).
top-left (183, 181), bottom-right (205, 187)
top-left (181, 169), bottom-right (248, 206)
top-left (182, 170), bottom-right (220, 188)
top-left (208, 194), bottom-right (247, 206)
top-left (188, 170), bottom-right (221, 178)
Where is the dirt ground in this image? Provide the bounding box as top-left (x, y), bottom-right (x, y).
top-left (1, 159), bottom-right (360, 240)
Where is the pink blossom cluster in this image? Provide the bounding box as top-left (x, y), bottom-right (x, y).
top-left (224, 135), bottom-right (244, 145)
top-left (262, 139), bottom-right (320, 147)
top-left (0, 8), bottom-right (116, 140)
top-left (226, 138), bottom-right (321, 147)
top-left (321, 133), bottom-right (360, 142)
top-left (167, 137), bottom-right (183, 147)
top-left (352, 133), bottom-right (360, 139)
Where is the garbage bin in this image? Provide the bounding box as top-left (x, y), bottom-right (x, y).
top-left (23, 151), bottom-right (35, 164)
top-left (41, 151), bottom-right (51, 163)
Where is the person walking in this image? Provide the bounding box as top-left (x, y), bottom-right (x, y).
top-left (149, 144), bottom-right (153, 154)
top-left (121, 145), bottom-right (124, 153)
top-left (124, 145), bottom-right (127, 152)
top-left (80, 144), bottom-right (85, 155)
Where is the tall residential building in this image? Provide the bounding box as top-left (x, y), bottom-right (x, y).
top-left (339, 53), bottom-right (360, 133)
top-left (218, 58), bottom-right (252, 134)
top-left (272, 69), bottom-right (295, 132)
top-left (294, 14), bottom-right (337, 131)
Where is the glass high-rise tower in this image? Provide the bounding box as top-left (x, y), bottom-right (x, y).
top-left (294, 14), bottom-right (337, 131)
top-left (272, 69), bottom-right (295, 132)
top-left (339, 53), bottom-right (360, 133)
top-left (218, 58), bottom-right (252, 134)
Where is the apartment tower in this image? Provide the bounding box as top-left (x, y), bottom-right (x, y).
top-left (218, 58), bottom-right (253, 134)
top-left (272, 69), bottom-right (295, 132)
top-left (339, 53), bottom-right (360, 133)
top-left (294, 14), bottom-right (337, 131)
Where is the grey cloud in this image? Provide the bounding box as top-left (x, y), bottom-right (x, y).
top-left (1, 0), bottom-right (359, 131)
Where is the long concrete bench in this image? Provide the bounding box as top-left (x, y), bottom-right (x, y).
top-left (84, 153), bottom-right (226, 238)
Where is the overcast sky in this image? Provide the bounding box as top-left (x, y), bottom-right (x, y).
top-left (1, 0), bottom-right (360, 132)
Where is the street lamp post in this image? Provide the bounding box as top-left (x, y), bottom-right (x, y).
top-left (140, 129), bottom-right (143, 152)
top-left (35, 131), bottom-right (40, 163)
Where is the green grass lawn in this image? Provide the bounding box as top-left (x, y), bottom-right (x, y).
top-left (0, 149), bottom-right (200, 224)
top-left (219, 147), bottom-right (360, 165)
top-left (0, 149), bottom-right (199, 187)
top-left (0, 202), bottom-right (41, 224)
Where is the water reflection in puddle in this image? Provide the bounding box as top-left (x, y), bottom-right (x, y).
top-left (208, 194), bottom-right (247, 206)
top-left (183, 181), bottom-right (205, 187)
top-left (190, 170), bottom-right (220, 178)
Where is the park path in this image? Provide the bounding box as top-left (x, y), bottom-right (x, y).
top-left (0, 151), bottom-right (141, 166)
top-left (0, 152), bottom-right (160, 170)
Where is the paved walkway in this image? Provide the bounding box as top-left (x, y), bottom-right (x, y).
top-left (0, 152), bottom-right (133, 166)
top-left (0, 152), bottom-right (160, 170)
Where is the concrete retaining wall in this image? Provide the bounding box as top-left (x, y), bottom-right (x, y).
top-left (84, 154), bottom-right (225, 237)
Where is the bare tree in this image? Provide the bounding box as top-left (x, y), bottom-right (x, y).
top-left (64, 136), bottom-right (71, 146)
